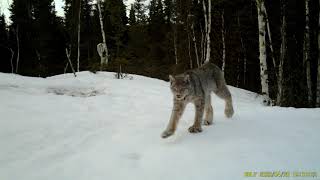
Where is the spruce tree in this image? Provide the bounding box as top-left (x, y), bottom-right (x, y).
top-left (129, 4), bottom-right (136, 25)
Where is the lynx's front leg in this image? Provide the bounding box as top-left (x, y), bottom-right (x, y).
top-left (161, 101), bottom-right (186, 138)
top-left (189, 98), bottom-right (204, 133)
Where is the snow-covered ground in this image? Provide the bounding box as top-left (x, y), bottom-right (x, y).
top-left (0, 72), bottom-right (319, 180)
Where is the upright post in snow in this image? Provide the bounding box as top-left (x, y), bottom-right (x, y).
top-left (256, 0), bottom-right (270, 104)
top-left (97, 0), bottom-right (109, 70)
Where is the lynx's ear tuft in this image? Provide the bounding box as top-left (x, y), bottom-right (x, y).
top-left (169, 75), bottom-right (175, 82)
top-left (184, 74), bottom-right (190, 83)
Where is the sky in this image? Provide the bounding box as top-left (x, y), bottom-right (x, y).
top-left (0, 0), bottom-right (136, 24)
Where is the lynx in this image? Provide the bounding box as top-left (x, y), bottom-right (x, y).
top-left (161, 62), bottom-right (234, 138)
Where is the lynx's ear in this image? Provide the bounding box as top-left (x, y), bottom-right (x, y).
top-left (184, 74), bottom-right (190, 83)
top-left (169, 75), bottom-right (175, 82)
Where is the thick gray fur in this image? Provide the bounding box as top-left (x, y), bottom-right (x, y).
top-left (162, 62), bottom-right (234, 138)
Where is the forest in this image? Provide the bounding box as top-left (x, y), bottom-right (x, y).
top-left (0, 0), bottom-right (320, 108)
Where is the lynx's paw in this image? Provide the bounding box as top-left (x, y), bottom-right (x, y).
top-left (225, 107), bottom-right (234, 118)
top-left (188, 126), bottom-right (202, 133)
top-left (161, 130), bottom-right (174, 138)
top-left (203, 120), bottom-right (213, 126)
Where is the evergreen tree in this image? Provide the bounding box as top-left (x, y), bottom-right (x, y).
top-left (277, 0), bottom-right (308, 107)
top-left (134, 0), bottom-right (147, 24)
top-left (0, 14), bottom-right (13, 73)
top-left (9, 0), bottom-right (36, 75)
top-left (0, 14), bottom-right (7, 43)
top-left (129, 4), bottom-right (136, 25)
top-left (102, 0), bottom-right (128, 57)
top-left (164, 0), bottom-right (174, 24)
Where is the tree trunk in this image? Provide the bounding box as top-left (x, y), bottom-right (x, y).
top-left (304, 0), bottom-right (312, 105)
top-left (187, 29), bottom-right (192, 69)
top-left (191, 24), bottom-right (200, 68)
top-left (263, 2), bottom-right (276, 72)
top-left (202, 0), bottom-right (208, 64)
top-left (221, 10), bottom-right (226, 74)
top-left (317, 0), bottom-right (320, 106)
top-left (9, 48), bottom-right (14, 74)
top-left (200, 23), bottom-right (205, 66)
top-left (277, 11), bottom-right (286, 105)
top-left (256, 0), bottom-right (270, 104)
top-left (237, 57), bottom-right (240, 87)
top-left (237, 13), bottom-right (247, 86)
top-left (203, 0), bottom-right (211, 64)
top-left (15, 26), bottom-right (19, 74)
top-left (35, 49), bottom-right (41, 76)
top-left (97, 0), bottom-right (109, 68)
top-left (173, 22), bottom-right (178, 65)
top-left (76, 0), bottom-right (81, 72)
top-left (278, 0), bottom-right (306, 107)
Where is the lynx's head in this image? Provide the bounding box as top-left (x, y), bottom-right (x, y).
top-left (169, 74), bottom-right (191, 100)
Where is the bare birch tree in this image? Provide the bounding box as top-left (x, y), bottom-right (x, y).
top-left (200, 24), bottom-right (205, 66)
top-left (256, 0), bottom-right (270, 104)
top-left (263, 3), bottom-right (276, 71)
top-left (221, 9), bottom-right (226, 74)
top-left (15, 26), bottom-right (19, 73)
top-left (73, 0), bottom-right (81, 72)
top-left (191, 24), bottom-right (200, 68)
top-left (9, 48), bottom-right (14, 74)
top-left (202, 0), bottom-right (211, 64)
top-left (277, 8), bottom-right (286, 105)
top-left (303, 0), bottom-right (312, 105)
top-left (97, 0), bottom-right (109, 69)
top-left (317, 0), bottom-right (320, 106)
top-left (173, 26), bottom-right (178, 65)
top-left (187, 15), bottom-right (193, 69)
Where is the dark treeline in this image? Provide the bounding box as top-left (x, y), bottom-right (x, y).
top-left (0, 0), bottom-right (320, 108)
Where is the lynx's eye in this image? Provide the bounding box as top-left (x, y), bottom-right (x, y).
top-left (172, 87), bottom-right (178, 91)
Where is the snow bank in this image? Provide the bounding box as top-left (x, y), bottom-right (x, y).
top-left (0, 72), bottom-right (319, 180)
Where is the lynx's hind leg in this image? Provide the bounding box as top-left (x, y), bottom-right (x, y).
top-left (214, 84), bottom-right (234, 118)
top-left (204, 95), bottom-right (213, 125)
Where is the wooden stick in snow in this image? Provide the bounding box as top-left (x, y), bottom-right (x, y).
top-left (66, 48), bottom-right (77, 77)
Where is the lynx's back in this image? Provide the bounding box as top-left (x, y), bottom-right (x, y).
top-left (185, 62), bottom-right (226, 95)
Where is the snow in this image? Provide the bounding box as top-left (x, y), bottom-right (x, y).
top-left (0, 71), bottom-right (319, 180)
